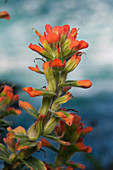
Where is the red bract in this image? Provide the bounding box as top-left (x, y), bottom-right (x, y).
top-left (51, 59), bottom-right (66, 69)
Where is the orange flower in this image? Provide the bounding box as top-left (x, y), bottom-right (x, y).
top-left (28, 65), bottom-right (44, 74)
top-left (19, 101), bottom-right (34, 111)
top-left (7, 126), bottom-right (26, 135)
top-left (76, 80), bottom-right (92, 88)
top-left (29, 65), bottom-right (40, 72)
top-left (45, 24), bottom-right (52, 34)
top-left (62, 25), bottom-right (70, 35)
top-left (77, 40), bottom-right (89, 50)
top-left (69, 40), bottom-right (80, 50)
top-left (0, 11), bottom-right (10, 20)
top-left (6, 107), bottom-right (21, 115)
top-left (76, 139), bottom-right (92, 153)
top-left (23, 87), bottom-right (44, 97)
top-left (3, 132), bottom-right (16, 153)
top-left (51, 59), bottom-right (66, 69)
top-left (43, 60), bottom-right (51, 70)
top-left (46, 33), bottom-right (59, 44)
top-left (2, 85), bottom-right (13, 94)
top-left (28, 43), bottom-right (44, 53)
top-left (55, 111), bottom-right (74, 126)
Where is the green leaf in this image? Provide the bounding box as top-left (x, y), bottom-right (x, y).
top-left (0, 143), bottom-right (10, 164)
top-left (59, 80), bottom-right (79, 87)
top-left (43, 134), bottom-right (70, 146)
top-left (21, 156), bottom-right (47, 170)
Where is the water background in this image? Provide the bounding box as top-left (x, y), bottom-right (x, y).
top-left (0, 0), bottom-right (113, 169)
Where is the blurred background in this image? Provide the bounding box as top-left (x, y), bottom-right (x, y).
top-left (0, 0), bottom-right (113, 169)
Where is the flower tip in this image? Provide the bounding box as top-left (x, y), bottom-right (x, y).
top-left (28, 43), bottom-right (32, 49)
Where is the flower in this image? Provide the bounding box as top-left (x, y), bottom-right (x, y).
top-left (30, 24), bottom-right (89, 61)
top-left (51, 59), bottom-right (66, 70)
top-left (0, 11), bottom-right (10, 20)
top-left (28, 65), bottom-right (44, 74)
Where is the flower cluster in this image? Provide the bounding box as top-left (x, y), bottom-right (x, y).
top-left (0, 24), bottom-right (92, 170)
top-left (0, 85), bottom-right (21, 135)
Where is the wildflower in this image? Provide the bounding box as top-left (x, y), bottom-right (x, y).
top-left (0, 11), bottom-right (10, 20)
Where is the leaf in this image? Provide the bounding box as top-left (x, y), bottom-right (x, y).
top-left (51, 92), bottom-right (72, 111)
top-left (43, 134), bottom-right (70, 146)
top-left (19, 101), bottom-right (38, 119)
top-left (21, 156), bottom-right (47, 170)
top-left (0, 143), bottom-right (10, 164)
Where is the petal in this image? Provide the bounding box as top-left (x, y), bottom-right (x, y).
top-left (28, 43), bottom-right (44, 53)
top-left (78, 40), bottom-right (89, 50)
top-left (28, 65), bottom-right (44, 74)
top-left (46, 33), bottom-right (59, 44)
top-left (45, 24), bottom-right (53, 34)
top-left (69, 40), bottom-right (80, 50)
top-left (51, 59), bottom-right (66, 68)
top-left (62, 25), bottom-right (70, 35)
